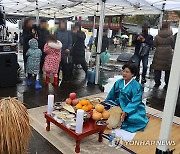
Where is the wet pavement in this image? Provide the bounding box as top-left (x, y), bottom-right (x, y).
top-left (0, 45), bottom-right (180, 154)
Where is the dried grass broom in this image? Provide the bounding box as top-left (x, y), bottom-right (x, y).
top-left (0, 97), bottom-right (32, 154)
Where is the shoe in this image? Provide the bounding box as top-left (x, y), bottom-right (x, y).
top-left (45, 76), bottom-right (50, 85)
top-left (52, 76), bottom-right (58, 86)
top-left (35, 80), bottom-right (42, 89)
top-left (27, 79), bottom-right (31, 86)
top-left (141, 77), bottom-right (146, 84)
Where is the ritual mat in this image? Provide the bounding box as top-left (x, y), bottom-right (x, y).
top-left (29, 105), bottom-right (132, 154)
top-left (28, 93), bottom-right (180, 154)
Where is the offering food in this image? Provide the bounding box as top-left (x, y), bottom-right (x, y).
top-left (95, 104), bottom-right (104, 113)
top-left (75, 99), bottom-right (93, 112)
top-left (102, 110), bottom-right (110, 119)
top-left (92, 104), bottom-right (110, 121)
top-left (69, 92), bottom-right (77, 100)
top-left (72, 99), bottom-right (79, 106)
top-left (66, 114), bottom-right (75, 118)
top-left (62, 104), bottom-right (75, 113)
top-left (65, 93), bottom-right (79, 106)
top-left (92, 112), bottom-right (102, 121)
top-left (52, 110), bottom-right (60, 116)
top-left (57, 113), bottom-right (66, 119)
top-left (66, 98), bottom-right (72, 105)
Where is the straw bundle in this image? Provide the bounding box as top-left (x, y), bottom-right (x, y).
top-left (0, 97), bottom-right (31, 154)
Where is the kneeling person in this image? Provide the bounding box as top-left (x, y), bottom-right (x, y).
top-left (106, 63), bottom-right (148, 133)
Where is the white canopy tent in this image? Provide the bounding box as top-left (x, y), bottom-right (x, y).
top-left (1, 1), bottom-right (180, 154)
top-left (0, 0), bottom-right (164, 18)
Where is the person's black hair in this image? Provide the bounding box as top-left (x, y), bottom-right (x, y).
top-left (59, 19), bottom-right (67, 29)
top-left (122, 63), bottom-right (138, 76)
top-left (142, 22), bottom-right (150, 28)
top-left (47, 34), bottom-right (57, 42)
top-left (74, 22), bottom-right (81, 31)
top-left (23, 17), bottom-right (32, 30)
top-left (40, 18), bottom-right (47, 23)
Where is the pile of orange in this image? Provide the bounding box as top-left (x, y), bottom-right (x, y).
top-left (76, 99), bottom-right (93, 112)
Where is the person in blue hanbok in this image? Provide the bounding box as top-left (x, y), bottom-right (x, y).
top-left (106, 63), bottom-right (148, 133)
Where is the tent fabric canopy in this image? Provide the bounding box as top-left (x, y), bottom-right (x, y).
top-left (0, 0), bottom-right (177, 18)
top-left (1, 0), bottom-right (180, 18)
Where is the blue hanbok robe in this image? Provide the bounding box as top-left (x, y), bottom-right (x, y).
top-left (106, 78), bottom-right (148, 133)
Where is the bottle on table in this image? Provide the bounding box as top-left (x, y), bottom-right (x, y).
top-left (109, 127), bottom-right (116, 147)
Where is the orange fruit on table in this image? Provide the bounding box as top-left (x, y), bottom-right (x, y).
top-left (87, 104), bottom-right (93, 110)
top-left (76, 103), bottom-right (82, 109)
top-left (92, 112), bottom-right (102, 121)
top-left (102, 110), bottom-right (110, 119)
top-left (82, 105), bottom-right (89, 112)
top-left (80, 100), bottom-right (88, 106)
top-left (95, 104), bottom-right (104, 113)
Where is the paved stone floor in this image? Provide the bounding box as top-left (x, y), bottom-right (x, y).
top-left (0, 45), bottom-right (179, 153)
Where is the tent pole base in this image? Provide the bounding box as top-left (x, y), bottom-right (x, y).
top-left (155, 148), bottom-right (174, 154)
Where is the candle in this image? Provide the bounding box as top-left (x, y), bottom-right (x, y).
top-left (47, 95), bottom-right (54, 115)
top-left (75, 109), bottom-right (84, 134)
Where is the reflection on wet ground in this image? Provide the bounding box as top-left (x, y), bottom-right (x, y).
top-left (0, 47), bottom-right (179, 153)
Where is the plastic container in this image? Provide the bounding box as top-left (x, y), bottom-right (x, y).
top-left (87, 69), bottom-right (96, 84)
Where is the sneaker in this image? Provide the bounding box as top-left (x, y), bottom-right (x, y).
top-left (141, 78), bottom-right (146, 84)
top-left (35, 80), bottom-right (42, 89)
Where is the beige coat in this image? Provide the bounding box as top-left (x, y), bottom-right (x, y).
top-left (152, 29), bottom-right (174, 71)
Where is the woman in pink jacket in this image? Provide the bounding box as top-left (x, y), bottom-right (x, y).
top-left (43, 34), bottom-right (62, 86)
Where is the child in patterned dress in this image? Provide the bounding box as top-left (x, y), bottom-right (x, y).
top-left (43, 34), bottom-right (62, 86)
top-left (26, 38), bottom-right (42, 89)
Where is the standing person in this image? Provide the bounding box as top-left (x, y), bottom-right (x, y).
top-left (113, 36), bottom-right (119, 50)
top-left (72, 22), bottom-right (88, 76)
top-left (26, 38), bottom-right (42, 89)
top-left (8, 32), bottom-right (13, 42)
top-left (43, 34), bottom-right (62, 86)
top-left (14, 32), bottom-right (18, 43)
top-left (23, 18), bottom-right (37, 72)
top-left (152, 22), bottom-right (174, 88)
top-left (37, 19), bottom-right (49, 74)
top-left (121, 38), bottom-right (127, 51)
top-left (87, 35), bottom-right (93, 51)
top-left (55, 19), bottom-right (72, 82)
top-left (132, 23), bottom-right (153, 84)
top-left (95, 30), bottom-right (109, 53)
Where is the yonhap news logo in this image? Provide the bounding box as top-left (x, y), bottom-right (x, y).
top-left (123, 140), bottom-right (176, 146)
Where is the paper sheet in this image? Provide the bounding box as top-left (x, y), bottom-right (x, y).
top-left (115, 129), bottom-right (136, 142)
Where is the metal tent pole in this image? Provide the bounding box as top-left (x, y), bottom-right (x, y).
top-left (95, 0), bottom-right (106, 84)
top-left (156, 21), bottom-right (180, 154)
top-left (158, 3), bottom-right (165, 30)
top-left (158, 11), bottom-right (163, 30)
top-left (92, 13), bottom-right (96, 38)
top-left (35, 0), bottom-right (39, 25)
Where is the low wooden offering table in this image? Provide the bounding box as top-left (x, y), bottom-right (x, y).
top-left (44, 112), bottom-right (107, 153)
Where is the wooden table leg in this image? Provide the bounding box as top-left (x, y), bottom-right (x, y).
top-left (75, 140), bottom-right (80, 153)
top-left (98, 132), bottom-right (103, 142)
top-left (46, 119), bottom-right (50, 131)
